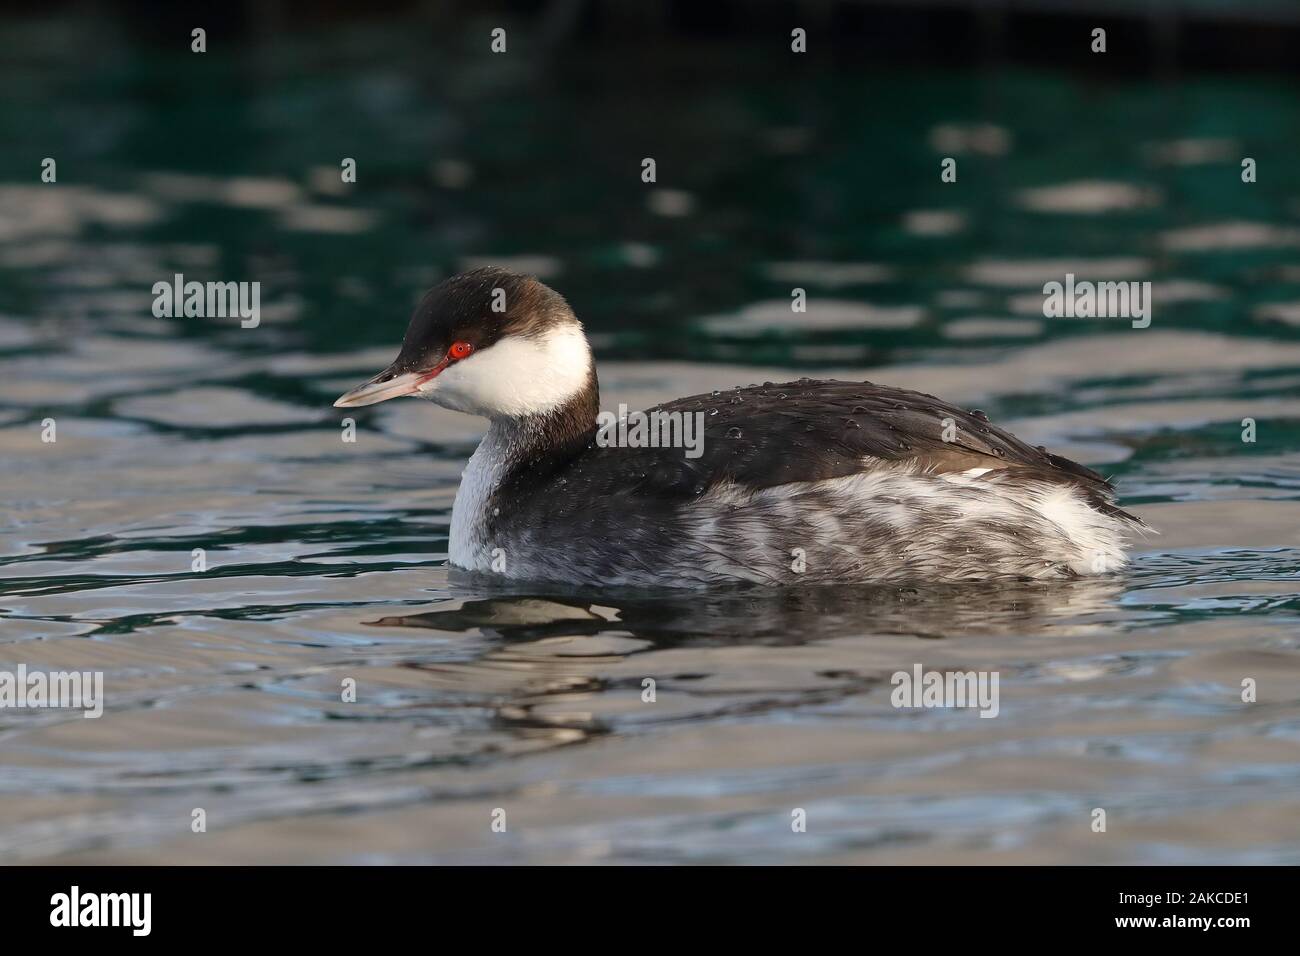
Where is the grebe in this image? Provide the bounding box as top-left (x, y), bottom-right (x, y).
top-left (335, 268), bottom-right (1145, 588)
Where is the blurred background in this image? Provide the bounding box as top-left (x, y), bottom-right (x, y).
top-left (1, 1), bottom-right (1298, 864)
top-left (4, 0), bottom-right (1300, 366)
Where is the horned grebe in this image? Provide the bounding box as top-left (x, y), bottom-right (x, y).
top-left (335, 268), bottom-right (1146, 587)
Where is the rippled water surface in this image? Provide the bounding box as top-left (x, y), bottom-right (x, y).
top-left (2, 19), bottom-right (1299, 863)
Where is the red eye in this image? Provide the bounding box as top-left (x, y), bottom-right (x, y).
top-left (448, 341), bottom-right (474, 360)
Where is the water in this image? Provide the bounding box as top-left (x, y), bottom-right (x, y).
top-left (2, 18), bottom-right (1299, 863)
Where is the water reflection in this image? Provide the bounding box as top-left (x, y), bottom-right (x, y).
top-left (358, 581), bottom-right (1138, 789)
top-left (368, 576), bottom-right (1129, 645)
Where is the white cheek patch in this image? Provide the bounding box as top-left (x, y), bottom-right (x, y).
top-left (424, 324), bottom-right (592, 418)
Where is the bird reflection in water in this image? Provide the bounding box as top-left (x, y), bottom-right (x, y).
top-left (366, 576), bottom-right (1128, 646)
top-left (356, 577), bottom-right (1131, 764)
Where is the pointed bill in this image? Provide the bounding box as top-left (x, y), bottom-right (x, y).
top-left (334, 367), bottom-right (434, 408)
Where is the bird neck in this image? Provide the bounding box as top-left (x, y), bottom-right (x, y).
top-left (449, 367), bottom-right (599, 565)
top-left (492, 364), bottom-right (600, 479)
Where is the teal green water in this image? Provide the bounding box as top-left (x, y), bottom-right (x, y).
top-left (0, 17), bottom-right (1298, 863)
